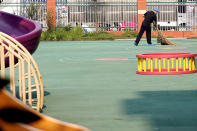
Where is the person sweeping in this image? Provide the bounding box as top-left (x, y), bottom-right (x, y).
top-left (134, 8), bottom-right (159, 46)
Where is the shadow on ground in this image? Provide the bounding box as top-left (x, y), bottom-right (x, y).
top-left (122, 90), bottom-right (197, 130)
top-left (10, 86), bottom-right (51, 98)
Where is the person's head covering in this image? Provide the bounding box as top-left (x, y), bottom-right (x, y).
top-left (153, 8), bottom-right (159, 13)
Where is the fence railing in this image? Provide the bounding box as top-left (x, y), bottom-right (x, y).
top-left (56, 1), bottom-right (138, 31)
top-left (0, 0), bottom-right (197, 32)
top-left (147, 1), bottom-right (197, 31)
top-left (0, 0), bottom-right (138, 31)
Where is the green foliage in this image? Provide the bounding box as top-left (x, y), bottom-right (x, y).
top-left (123, 29), bottom-right (138, 38)
top-left (41, 26), bottom-right (84, 41)
top-left (41, 26), bottom-right (138, 41)
top-left (64, 25), bottom-right (72, 31)
top-left (26, 2), bottom-right (38, 20)
top-left (82, 31), bottom-right (114, 40)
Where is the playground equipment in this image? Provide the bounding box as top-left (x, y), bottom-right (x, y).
top-left (0, 78), bottom-right (91, 131)
top-left (0, 32), bottom-right (44, 111)
top-left (0, 11), bottom-right (43, 111)
top-left (136, 52), bottom-right (197, 75)
top-left (0, 11), bottom-right (41, 57)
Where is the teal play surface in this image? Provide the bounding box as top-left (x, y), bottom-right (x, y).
top-left (33, 39), bottom-right (197, 131)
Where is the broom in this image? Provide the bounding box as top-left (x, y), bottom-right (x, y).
top-left (156, 29), bottom-right (176, 46)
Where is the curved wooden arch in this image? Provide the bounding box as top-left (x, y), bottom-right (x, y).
top-left (0, 32), bottom-right (44, 111)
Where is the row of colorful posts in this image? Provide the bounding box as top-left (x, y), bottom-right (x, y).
top-left (136, 52), bottom-right (197, 75)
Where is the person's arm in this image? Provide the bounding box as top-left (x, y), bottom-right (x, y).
top-left (153, 14), bottom-right (157, 29)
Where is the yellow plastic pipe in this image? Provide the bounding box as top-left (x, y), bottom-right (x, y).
top-left (183, 57), bottom-right (186, 71)
top-left (179, 58), bottom-right (182, 68)
top-left (186, 57), bottom-right (188, 69)
top-left (151, 58), bottom-right (153, 72)
top-left (163, 58), bottom-right (166, 69)
top-left (189, 57), bottom-right (192, 71)
top-left (148, 58), bottom-right (151, 69)
top-left (138, 58), bottom-right (142, 71)
top-left (192, 57), bottom-right (195, 70)
top-left (167, 58), bottom-right (170, 72)
top-left (143, 58), bottom-right (146, 72)
top-left (176, 58), bottom-right (178, 72)
top-left (159, 58), bottom-right (161, 72)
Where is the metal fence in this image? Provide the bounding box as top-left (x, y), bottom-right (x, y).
top-left (0, 0), bottom-right (47, 28)
top-left (147, 0), bottom-right (197, 31)
top-left (0, 0), bottom-right (197, 31)
top-left (56, 0), bottom-right (137, 31)
top-left (0, 0), bottom-right (138, 31)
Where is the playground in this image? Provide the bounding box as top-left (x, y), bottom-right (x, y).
top-left (33, 39), bottom-right (197, 131)
top-left (1, 0), bottom-right (197, 130)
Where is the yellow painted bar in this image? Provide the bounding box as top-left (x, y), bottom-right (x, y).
top-left (138, 58), bottom-right (142, 71)
top-left (143, 58), bottom-right (146, 72)
top-left (186, 57), bottom-right (188, 69)
top-left (189, 57), bottom-right (192, 71)
top-left (171, 58), bottom-right (174, 68)
top-left (183, 58), bottom-right (186, 71)
top-left (148, 58), bottom-right (151, 69)
top-left (140, 58), bottom-right (143, 71)
top-left (137, 58), bottom-right (140, 71)
top-left (167, 58), bottom-right (170, 72)
top-left (179, 58), bottom-right (182, 68)
top-left (159, 58), bottom-right (161, 72)
top-left (151, 58), bottom-right (153, 72)
top-left (176, 58), bottom-right (178, 72)
top-left (163, 58), bottom-right (166, 69)
top-left (155, 58), bottom-right (158, 69)
top-left (192, 57), bottom-right (195, 70)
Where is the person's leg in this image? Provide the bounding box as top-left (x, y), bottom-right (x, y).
top-left (146, 25), bottom-right (152, 44)
top-left (135, 25), bottom-right (145, 45)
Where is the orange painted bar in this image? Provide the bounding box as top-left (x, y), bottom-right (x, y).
top-left (47, 0), bottom-right (56, 27)
top-left (137, 0), bottom-right (146, 32)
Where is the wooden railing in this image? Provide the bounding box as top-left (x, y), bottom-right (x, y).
top-left (0, 32), bottom-right (44, 111)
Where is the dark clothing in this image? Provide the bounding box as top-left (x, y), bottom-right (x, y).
top-left (135, 11), bottom-right (157, 45)
top-left (135, 23), bottom-right (152, 44)
top-left (143, 11), bottom-right (157, 26)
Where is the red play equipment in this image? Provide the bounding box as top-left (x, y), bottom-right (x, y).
top-left (136, 52), bottom-right (197, 75)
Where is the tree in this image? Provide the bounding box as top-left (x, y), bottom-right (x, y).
top-left (92, 0), bottom-right (98, 32)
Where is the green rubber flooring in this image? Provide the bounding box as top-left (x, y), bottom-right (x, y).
top-left (33, 39), bottom-right (197, 131)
